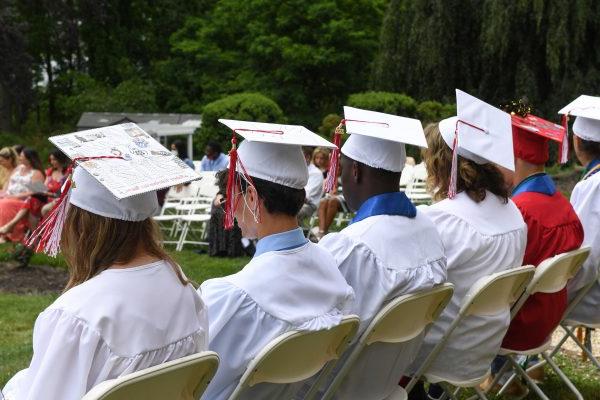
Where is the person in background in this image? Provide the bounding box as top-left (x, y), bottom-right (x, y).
top-left (208, 169), bottom-right (245, 258)
top-left (408, 92), bottom-right (527, 400)
top-left (297, 147), bottom-right (324, 223)
top-left (0, 147), bottom-right (18, 190)
top-left (312, 147), bottom-right (330, 178)
top-left (200, 140), bottom-right (229, 172)
top-left (0, 148), bottom-right (45, 242)
top-left (313, 107), bottom-right (446, 400)
top-left (2, 165), bottom-right (208, 400)
top-left (561, 96), bottom-right (600, 327)
top-left (199, 120), bottom-right (353, 400)
top-left (483, 107), bottom-right (584, 393)
top-left (170, 139), bottom-right (195, 169)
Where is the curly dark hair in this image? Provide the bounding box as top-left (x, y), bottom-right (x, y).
top-left (422, 123), bottom-right (510, 203)
top-left (216, 169), bottom-right (305, 217)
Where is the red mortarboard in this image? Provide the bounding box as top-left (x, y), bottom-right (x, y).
top-left (511, 114), bottom-right (565, 165)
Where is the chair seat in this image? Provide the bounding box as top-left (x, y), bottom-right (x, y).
top-left (383, 386), bottom-right (408, 400)
top-left (153, 215), bottom-right (181, 221)
top-left (425, 370), bottom-right (490, 388)
top-left (499, 339), bottom-right (553, 356)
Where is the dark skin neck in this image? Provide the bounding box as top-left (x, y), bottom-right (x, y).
top-left (342, 155), bottom-right (401, 211)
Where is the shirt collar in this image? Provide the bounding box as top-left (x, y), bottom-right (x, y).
top-left (582, 159), bottom-right (600, 181)
top-left (254, 227), bottom-right (308, 257)
top-left (351, 191), bottom-right (416, 224)
top-left (512, 172), bottom-right (556, 197)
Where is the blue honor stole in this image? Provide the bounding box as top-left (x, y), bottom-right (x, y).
top-left (582, 159), bottom-right (600, 181)
top-left (512, 173), bottom-right (557, 197)
top-left (351, 192), bottom-right (417, 224)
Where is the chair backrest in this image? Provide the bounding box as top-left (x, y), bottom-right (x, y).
top-left (462, 266), bottom-right (535, 317)
top-left (365, 283), bottom-right (454, 345)
top-left (512, 247), bottom-right (591, 316)
top-left (400, 164), bottom-right (415, 187)
top-left (320, 284), bottom-right (454, 400)
top-left (81, 351), bottom-right (219, 400)
top-left (405, 267), bottom-right (535, 393)
top-left (227, 316), bottom-right (360, 400)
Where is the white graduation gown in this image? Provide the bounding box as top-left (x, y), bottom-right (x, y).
top-left (2, 260), bottom-right (208, 400)
top-left (200, 241), bottom-right (354, 400)
top-left (568, 171), bottom-right (600, 324)
top-left (409, 191), bottom-right (527, 382)
top-left (305, 163), bottom-right (324, 206)
top-left (316, 210), bottom-right (447, 400)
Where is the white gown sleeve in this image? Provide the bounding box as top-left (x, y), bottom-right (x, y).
top-left (7, 308), bottom-right (104, 400)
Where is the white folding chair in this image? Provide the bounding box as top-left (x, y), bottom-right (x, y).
top-left (82, 351), bottom-right (219, 400)
top-left (227, 315), bottom-right (360, 400)
top-left (316, 283), bottom-right (454, 400)
top-left (399, 164), bottom-right (415, 192)
top-left (491, 247), bottom-right (591, 400)
top-left (408, 266), bottom-right (536, 400)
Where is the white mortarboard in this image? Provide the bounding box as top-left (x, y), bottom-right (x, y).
top-left (559, 95), bottom-right (600, 143)
top-left (440, 89), bottom-right (514, 198)
top-left (218, 119), bottom-right (336, 228)
top-left (27, 123), bottom-right (199, 256)
top-left (340, 106), bottom-right (427, 173)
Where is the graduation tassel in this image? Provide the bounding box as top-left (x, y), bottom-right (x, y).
top-left (324, 120), bottom-right (345, 193)
top-left (560, 114), bottom-right (570, 164)
top-left (224, 135), bottom-right (238, 230)
top-left (26, 155), bottom-right (124, 256)
top-left (448, 122), bottom-right (460, 199)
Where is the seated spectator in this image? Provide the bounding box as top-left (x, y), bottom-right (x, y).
top-left (170, 139), bottom-right (195, 169)
top-left (297, 147), bottom-right (324, 223)
top-left (2, 166), bottom-right (208, 400)
top-left (312, 146), bottom-right (330, 178)
top-left (0, 147), bottom-right (18, 192)
top-left (0, 148), bottom-right (45, 242)
top-left (200, 121), bottom-right (353, 400)
top-left (208, 171), bottom-right (245, 257)
top-left (200, 140), bottom-right (229, 172)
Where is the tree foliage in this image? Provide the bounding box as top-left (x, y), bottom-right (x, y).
top-left (373, 0), bottom-right (600, 116)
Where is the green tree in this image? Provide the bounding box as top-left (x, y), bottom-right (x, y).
top-left (170, 0), bottom-right (386, 125)
top-left (197, 92), bottom-right (285, 155)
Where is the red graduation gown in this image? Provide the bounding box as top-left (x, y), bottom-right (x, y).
top-left (502, 190), bottom-right (583, 351)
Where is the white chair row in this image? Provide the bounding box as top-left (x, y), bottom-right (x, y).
top-left (400, 163), bottom-right (433, 205)
top-left (82, 247), bottom-right (591, 400)
top-left (154, 172), bottom-right (218, 251)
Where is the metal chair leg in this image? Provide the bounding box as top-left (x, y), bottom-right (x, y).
top-left (540, 352), bottom-right (584, 400)
top-left (502, 355), bottom-right (549, 400)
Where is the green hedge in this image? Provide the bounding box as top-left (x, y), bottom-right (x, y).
top-left (196, 92), bottom-right (285, 157)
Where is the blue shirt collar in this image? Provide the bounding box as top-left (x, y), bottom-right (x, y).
top-left (512, 173), bottom-right (556, 197)
top-left (351, 192), bottom-right (417, 224)
top-left (254, 227), bottom-right (308, 257)
top-left (585, 159), bottom-right (600, 173)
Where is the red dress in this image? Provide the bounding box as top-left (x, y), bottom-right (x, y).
top-left (502, 175), bottom-right (584, 351)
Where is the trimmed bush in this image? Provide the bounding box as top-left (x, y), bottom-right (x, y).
top-left (196, 93), bottom-right (285, 156)
top-left (347, 91), bottom-right (418, 117)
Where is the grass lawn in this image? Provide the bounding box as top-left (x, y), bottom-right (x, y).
top-left (0, 245), bottom-right (249, 388)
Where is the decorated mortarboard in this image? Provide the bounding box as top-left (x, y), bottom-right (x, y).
top-left (559, 95), bottom-right (600, 144)
top-left (438, 89), bottom-right (513, 199)
top-left (502, 99), bottom-right (566, 165)
top-left (218, 119), bottom-right (336, 229)
top-left (324, 106), bottom-right (427, 192)
top-left (27, 123), bottom-right (200, 256)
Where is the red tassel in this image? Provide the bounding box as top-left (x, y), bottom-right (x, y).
top-left (224, 136), bottom-right (238, 230)
top-left (559, 114), bottom-right (569, 164)
top-left (324, 120), bottom-right (345, 193)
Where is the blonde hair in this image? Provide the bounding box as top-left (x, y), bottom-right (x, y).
top-left (0, 147), bottom-right (18, 168)
top-left (422, 123), bottom-right (509, 203)
top-left (312, 147), bottom-right (330, 168)
top-left (60, 205), bottom-right (188, 291)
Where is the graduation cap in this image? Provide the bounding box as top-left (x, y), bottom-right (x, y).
top-left (559, 95), bottom-right (600, 144)
top-left (324, 106), bottom-right (427, 192)
top-left (27, 123), bottom-right (200, 256)
top-left (510, 112), bottom-right (566, 165)
top-left (439, 89), bottom-right (513, 198)
top-left (218, 119), bottom-right (336, 229)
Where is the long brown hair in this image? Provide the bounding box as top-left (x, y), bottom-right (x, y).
top-left (60, 205), bottom-right (188, 291)
top-left (422, 123), bottom-right (510, 203)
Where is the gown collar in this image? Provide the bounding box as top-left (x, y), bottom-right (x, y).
top-left (582, 159), bottom-right (600, 181)
top-left (351, 191), bottom-right (416, 224)
top-left (254, 227), bottom-right (308, 257)
top-left (512, 172), bottom-right (556, 197)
